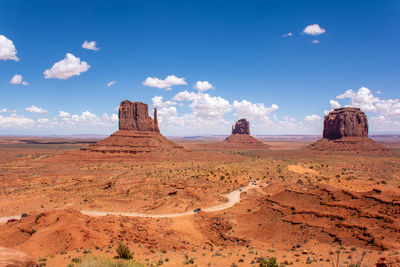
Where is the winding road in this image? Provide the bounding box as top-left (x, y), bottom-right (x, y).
top-left (0, 182), bottom-right (258, 223)
top-left (81, 182), bottom-right (257, 218)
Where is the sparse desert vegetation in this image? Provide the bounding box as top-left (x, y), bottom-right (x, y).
top-left (0, 136), bottom-right (400, 266)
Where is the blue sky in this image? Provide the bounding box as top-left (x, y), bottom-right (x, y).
top-left (1, 0), bottom-right (399, 136)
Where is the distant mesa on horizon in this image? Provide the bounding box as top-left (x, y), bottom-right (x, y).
top-left (81, 100), bottom-right (184, 154)
top-left (308, 107), bottom-right (390, 152)
top-left (221, 118), bottom-right (270, 149)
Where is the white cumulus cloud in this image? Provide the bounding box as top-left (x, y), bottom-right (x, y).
top-left (10, 74), bottom-right (28, 85)
top-left (44, 53), bottom-right (90, 79)
top-left (58, 111), bottom-right (70, 118)
top-left (106, 81), bottom-right (116, 87)
top-left (283, 32), bottom-right (293, 37)
top-left (303, 24), bottom-right (326, 35)
top-left (82, 40), bottom-right (99, 51)
top-left (152, 96), bottom-right (177, 108)
top-left (333, 87), bottom-right (400, 121)
top-left (336, 87), bottom-right (379, 112)
top-left (172, 90), bottom-right (199, 101)
top-left (312, 39), bottom-right (320, 44)
top-left (25, 105), bottom-right (48, 114)
top-left (304, 114), bottom-right (321, 123)
top-left (188, 93), bottom-right (232, 120)
top-left (142, 75), bottom-right (187, 90)
top-left (0, 114), bottom-right (34, 128)
top-left (232, 99), bottom-right (278, 121)
top-left (58, 110), bottom-right (117, 125)
top-left (330, 100), bottom-right (341, 109)
top-left (194, 81), bottom-right (213, 92)
top-left (0, 34), bottom-right (19, 61)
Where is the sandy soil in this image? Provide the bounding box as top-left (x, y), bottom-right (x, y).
top-left (0, 136), bottom-right (399, 266)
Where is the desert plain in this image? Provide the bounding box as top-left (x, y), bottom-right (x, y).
top-left (0, 135), bottom-right (400, 266)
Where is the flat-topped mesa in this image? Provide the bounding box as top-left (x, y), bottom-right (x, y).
top-left (119, 100), bottom-right (159, 132)
top-left (323, 107), bottom-right (368, 140)
top-left (232, 119), bottom-right (250, 135)
top-left (307, 107), bottom-right (389, 152)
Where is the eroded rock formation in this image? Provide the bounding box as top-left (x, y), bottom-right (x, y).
top-left (232, 119), bottom-right (250, 135)
top-left (82, 100), bottom-right (184, 154)
top-left (323, 108), bottom-right (368, 139)
top-left (222, 119), bottom-right (269, 149)
top-left (119, 100), bottom-right (159, 132)
top-left (308, 107), bottom-right (389, 152)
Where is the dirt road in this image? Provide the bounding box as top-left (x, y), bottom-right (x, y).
top-left (80, 182), bottom-right (257, 218)
top-left (0, 182), bottom-right (258, 222)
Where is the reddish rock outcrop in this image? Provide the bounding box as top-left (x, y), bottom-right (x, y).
top-left (308, 107), bottom-right (389, 152)
top-left (376, 256), bottom-right (400, 267)
top-left (219, 119), bottom-right (269, 149)
top-left (323, 108), bottom-right (368, 139)
top-left (119, 100), bottom-right (159, 132)
top-left (232, 119), bottom-right (250, 135)
top-left (82, 100), bottom-right (184, 154)
top-left (0, 246), bottom-right (37, 267)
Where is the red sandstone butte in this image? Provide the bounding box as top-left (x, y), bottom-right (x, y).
top-left (222, 119), bottom-right (269, 149)
top-left (308, 107), bottom-right (389, 152)
top-left (119, 100), bottom-right (159, 132)
top-left (323, 107), bottom-right (368, 139)
top-left (82, 100), bottom-right (184, 154)
top-left (232, 119), bottom-right (250, 135)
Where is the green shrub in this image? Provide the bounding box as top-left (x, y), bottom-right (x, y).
top-left (116, 242), bottom-right (133, 260)
top-left (71, 258), bottom-right (82, 263)
top-left (259, 257), bottom-right (285, 267)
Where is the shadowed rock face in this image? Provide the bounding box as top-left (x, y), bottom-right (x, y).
top-left (119, 100), bottom-right (159, 132)
top-left (323, 108), bottom-right (368, 140)
top-left (232, 119), bottom-right (250, 135)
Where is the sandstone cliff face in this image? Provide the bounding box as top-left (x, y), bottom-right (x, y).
top-left (323, 108), bottom-right (368, 140)
top-left (119, 100), bottom-right (159, 132)
top-left (232, 119), bottom-right (250, 135)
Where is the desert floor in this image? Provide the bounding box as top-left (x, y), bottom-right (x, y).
top-left (0, 136), bottom-right (400, 266)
